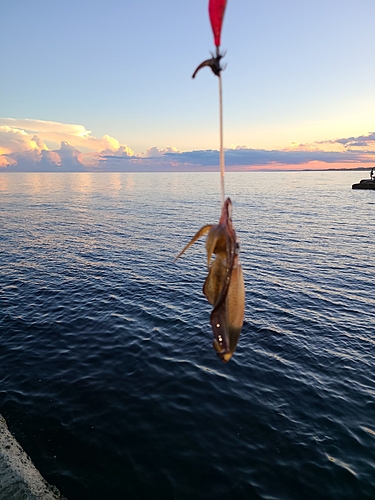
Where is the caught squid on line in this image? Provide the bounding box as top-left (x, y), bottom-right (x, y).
top-left (177, 0), bottom-right (245, 361)
top-left (175, 198), bottom-right (245, 363)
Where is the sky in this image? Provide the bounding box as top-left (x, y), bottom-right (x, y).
top-left (1, 0), bottom-right (375, 172)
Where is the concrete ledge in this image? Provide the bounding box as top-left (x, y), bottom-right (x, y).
top-left (0, 414), bottom-right (66, 500)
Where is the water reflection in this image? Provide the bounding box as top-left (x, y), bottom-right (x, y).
top-left (124, 173), bottom-right (135, 192)
top-left (0, 173), bottom-right (9, 192)
top-left (70, 173), bottom-right (95, 195)
top-left (108, 173), bottom-right (122, 193)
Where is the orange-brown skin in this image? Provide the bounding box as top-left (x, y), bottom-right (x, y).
top-left (175, 198), bottom-right (245, 362)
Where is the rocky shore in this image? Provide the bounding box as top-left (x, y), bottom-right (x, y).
top-left (0, 414), bottom-right (66, 500)
top-left (352, 178), bottom-right (375, 189)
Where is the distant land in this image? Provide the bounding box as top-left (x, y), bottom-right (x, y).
top-left (301, 166), bottom-right (373, 172)
top-left (256, 166), bottom-right (374, 173)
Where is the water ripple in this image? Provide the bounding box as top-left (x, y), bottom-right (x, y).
top-left (1, 171), bottom-right (374, 500)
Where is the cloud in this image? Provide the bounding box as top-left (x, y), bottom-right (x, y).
top-left (317, 131), bottom-right (375, 149)
top-left (3, 141), bottom-right (86, 172)
top-left (99, 135), bottom-right (134, 157)
top-left (144, 146), bottom-right (180, 157)
top-left (1, 117), bottom-right (375, 172)
top-left (0, 118), bottom-right (136, 170)
top-left (96, 146), bottom-right (375, 173)
top-left (161, 147), bottom-right (375, 168)
top-left (0, 118), bottom-right (134, 157)
top-left (0, 125), bottom-right (47, 154)
top-left (0, 118), bottom-right (90, 136)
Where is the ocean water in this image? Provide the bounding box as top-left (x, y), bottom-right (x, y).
top-left (0, 170), bottom-right (374, 500)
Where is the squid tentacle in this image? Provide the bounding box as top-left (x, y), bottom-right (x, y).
top-left (174, 225), bottom-right (213, 263)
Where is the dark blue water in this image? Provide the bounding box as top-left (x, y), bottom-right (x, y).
top-left (0, 171), bottom-right (374, 500)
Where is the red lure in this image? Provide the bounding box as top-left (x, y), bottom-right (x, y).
top-left (209, 0), bottom-right (227, 47)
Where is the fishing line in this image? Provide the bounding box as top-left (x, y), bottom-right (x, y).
top-left (219, 73), bottom-right (225, 207)
top-left (192, 0), bottom-right (227, 206)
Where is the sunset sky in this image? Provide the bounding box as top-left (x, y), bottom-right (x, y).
top-left (1, 0), bottom-right (375, 172)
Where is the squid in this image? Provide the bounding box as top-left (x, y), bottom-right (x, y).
top-left (175, 198), bottom-right (245, 362)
